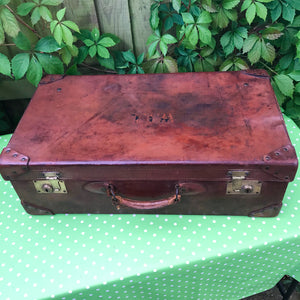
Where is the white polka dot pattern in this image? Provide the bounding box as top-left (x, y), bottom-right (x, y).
top-left (0, 116), bottom-right (299, 300)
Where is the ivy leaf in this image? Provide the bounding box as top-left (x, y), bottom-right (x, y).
top-left (182, 13), bottom-right (195, 24)
top-left (0, 53), bottom-right (11, 77)
top-left (245, 3), bottom-right (256, 24)
top-left (76, 46), bottom-right (88, 64)
top-left (12, 54), bottom-right (30, 80)
top-left (248, 40), bottom-right (262, 64)
top-left (241, 0), bottom-right (252, 11)
top-left (97, 45), bottom-right (110, 58)
top-left (150, 6), bottom-right (159, 30)
top-left (59, 47), bottom-right (72, 65)
top-left (0, 0), bottom-right (10, 5)
top-left (279, 53), bottom-right (294, 70)
top-left (160, 40), bottom-right (168, 56)
top-left (233, 32), bottom-right (243, 50)
top-left (98, 37), bottom-right (116, 47)
top-left (220, 59), bottom-right (233, 71)
top-left (62, 20), bottom-right (80, 33)
top-left (234, 58), bottom-right (249, 70)
top-left (50, 20), bottom-right (58, 34)
top-left (128, 66), bottom-right (137, 74)
top-left (122, 50), bottom-right (136, 64)
top-left (197, 25), bottom-right (211, 44)
top-left (39, 6), bottom-right (52, 22)
top-left (161, 34), bottom-right (177, 44)
top-left (261, 40), bottom-right (275, 63)
top-left (147, 33), bottom-right (160, 44)
top-left (295, 82), bottom-right (300, 94)
top-left (187, 26), bottom-right (198, 46)
top-left (0, 7), bottom-right (20, 37)
top-left (148, 40), bottom-right (159, 57)
top-left (102, 33), bottom-right (120, 45)
top-left (137, 66), bottom-right (144, 74)
top-left (172, 0), bottom-right (181, 13)
top-left (35, 36), bottom-right (61, 53)
top-left (53, 24), bottom-right (63, 45)
top-left (213, 8), bottom-right (230, 28)
top-left (13, 32), bottom-right (31, 51)
top-left (36, 53), bottom-right (64, 74)
top-left (41, 0), bottom-right (63, 5)
top-left (222, 0), bottom-right (240, 10)
top-left (271, 79), bottom-right (286, 106)
top-left (61, 24), bottom-right (73, 46)
top-left (89, 45), bottom-right (97, 58)
top-left (288, 71), bottom-right (300, 81)
top-left (243, 34), bottom-right (259, 53)
top-left (17, 2), bottom-right (36, 16)
top-left (56, 8), bottom-right (66, 22)
top-left (31, 7), bottom-right (41, 25)
top-left (97, 56), bottom-right (115, 70)
top-left (236, 27), bottom-right (248, 39)
top-left (223, 42), bottom-right (235, 56)
top-left (196, 11), bottom-right (212, 24)
top-left (220, 31), bottom-right (231, 48)
top-left (137, 53), bottom-right (144, 65)
top-left (83, 39), bottom-right (94, 47)
top-left (282, 3), bottom-right (295, 23)
top-left (270, 2), bottom-right (282, 22)
top-left (262, 27), bottom-right (283, 40)
top-left (163, 56), bottom-right (178, 73)
top-left (274, 74), bottom-right (294, 97)
top-left (255, 2), bottom-right (267, 21)
top-left (26, 56), bottom-right (43, 87)
top-left (0, 21), bottom-right (4, 44)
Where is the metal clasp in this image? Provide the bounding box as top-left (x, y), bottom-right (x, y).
top-left (33, 172), bottom-right (67, 194)
top-left (226, 170), bottom-right (262, 195)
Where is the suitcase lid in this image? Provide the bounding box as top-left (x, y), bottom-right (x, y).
top-left (0, 71), bottom-right (297, 182)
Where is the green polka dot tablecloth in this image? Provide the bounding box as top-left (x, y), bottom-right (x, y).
top-left (1, 116), bottom-right (300, 300)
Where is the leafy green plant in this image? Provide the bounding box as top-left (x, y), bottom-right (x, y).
top-left (114, 50), bottom-right (145, 74)
top-left (144, 0), bottom-right (300, 126)
top-left (0, 0), bottom-right (300, 127)
top-left (0, 0), bottom-right (120, 86)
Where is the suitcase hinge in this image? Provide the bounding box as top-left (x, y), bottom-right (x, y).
top-left (226, 170), bottom-right (262, 195)
top-left (33, 172), bottom-right (67, 194)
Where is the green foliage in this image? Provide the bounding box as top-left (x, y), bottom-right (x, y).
top-left (50, 8), bottom-right (80, 46)
top-left (75, 28), bottom-right (119, 63)
top-left (143, 0), bottom-right (300, 126)
top-left (0, 4), bottom-right (20, 43)
top-left (114, 50), bottom-right (145, 74)
top-left (17, 0), bottom-right (63, 25)
top-left (1, 0), bottom-right (300, 126)
top-left (0, 53), bottom-right (11, 77)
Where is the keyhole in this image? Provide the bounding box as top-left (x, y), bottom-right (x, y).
top-left (42, 184), bottom-right (53, 193)
top-left (242, 185), bottom-right (253, 194)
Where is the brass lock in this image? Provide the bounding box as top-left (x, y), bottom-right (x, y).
top-left (33, 172), bottom-right (67, 194)
top-left (226, 171), bottom-right (262, 195)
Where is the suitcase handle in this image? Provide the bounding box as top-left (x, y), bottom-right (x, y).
top-left (108, 184), bottom-right (181, 210)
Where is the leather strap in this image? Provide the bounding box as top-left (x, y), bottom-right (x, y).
top-left (108, 184), bottom-right (181, 210)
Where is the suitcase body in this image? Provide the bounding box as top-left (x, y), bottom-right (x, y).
top-left (0, 71), bottom-right (297, 217)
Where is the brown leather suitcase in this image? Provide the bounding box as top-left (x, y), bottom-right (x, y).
top-left (0, 71), bottom-right (297, 217)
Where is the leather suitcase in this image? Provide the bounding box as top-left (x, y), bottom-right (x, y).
top-left (0, 71), bottom-right (297, 217)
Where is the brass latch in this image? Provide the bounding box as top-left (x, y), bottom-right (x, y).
top-left (33, 172), bottom-right (67, 194)
top-left (226, 171), bottom-right (262, 195)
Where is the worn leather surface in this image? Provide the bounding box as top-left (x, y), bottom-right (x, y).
top-left (0, 71), bottom-right (298, 216)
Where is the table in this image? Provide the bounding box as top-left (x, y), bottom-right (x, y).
top-left (0, 116), bottom-right (299, 300)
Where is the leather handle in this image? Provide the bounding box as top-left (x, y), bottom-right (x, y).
top-left (108, 184), bottom-right (181, 210)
